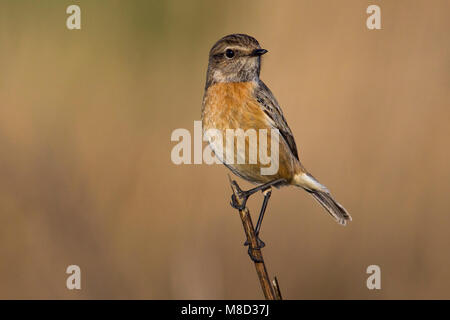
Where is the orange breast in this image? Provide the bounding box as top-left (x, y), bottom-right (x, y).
top-left (202, 81), bottom-right (269, 132)
top-left (202, 81), bottom-right (298, 184)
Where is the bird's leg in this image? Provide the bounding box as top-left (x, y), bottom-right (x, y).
top-left (229, 179), bottom-right (285, 263)
top-left (254, 187), bottom-right (272, 238)
top-left (230, 178), bottom-right (285, 210)
top-left (244, 187), bottom-right (271, 249)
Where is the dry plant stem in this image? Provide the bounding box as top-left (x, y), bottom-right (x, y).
top-left (272, 276), bottom-right (282, 300)
top-left (229, 177), bottom-right (282, 300)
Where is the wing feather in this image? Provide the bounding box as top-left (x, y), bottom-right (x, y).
top-left (254, 80), bottom-right (299, 160)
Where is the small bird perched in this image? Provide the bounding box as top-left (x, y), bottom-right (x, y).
top-left (201, 34), bottom-right (351, 257)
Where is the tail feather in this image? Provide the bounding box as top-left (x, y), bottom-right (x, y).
top-left (294, 172), bottom-right (352, 225)
top-left (310, 190), bottom-right (351, 225)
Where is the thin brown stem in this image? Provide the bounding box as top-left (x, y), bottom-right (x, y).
top-left (228, 176), bottom-right (283, 300)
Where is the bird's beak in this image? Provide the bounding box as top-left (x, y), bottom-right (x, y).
top-left (251, 49), bottom-right (268, 56)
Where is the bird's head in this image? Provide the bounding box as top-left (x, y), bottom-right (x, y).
top-left (206, 34), bottom-right (268, 87)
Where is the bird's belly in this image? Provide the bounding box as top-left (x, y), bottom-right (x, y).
top-left (202, 82), bottom-right (297, 184)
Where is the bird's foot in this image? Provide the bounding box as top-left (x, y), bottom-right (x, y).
top-left (230, 180), bottom-right (249, 210)
top-left (243, 237), bottom-right (266, 249)
top-left (244, 236), bottom-right (266, 263)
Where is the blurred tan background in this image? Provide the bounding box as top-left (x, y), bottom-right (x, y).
top-left (0, 0), bottom-right (449, 299)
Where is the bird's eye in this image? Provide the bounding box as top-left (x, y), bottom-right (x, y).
top-left (225, 49), bottom-right (235, 59)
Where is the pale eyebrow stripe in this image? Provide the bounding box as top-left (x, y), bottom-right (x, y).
top-left (224, 45), bottom-right (252, 52)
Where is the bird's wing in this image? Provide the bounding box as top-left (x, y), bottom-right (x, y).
top-left (254, 80), bottom-right (299, 160)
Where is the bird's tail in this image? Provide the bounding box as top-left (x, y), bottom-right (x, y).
top-left (293, 172), bottom-right (352, 226)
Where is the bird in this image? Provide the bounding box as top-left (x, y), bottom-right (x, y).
top-left (201, 34), bottom-right (351, 259)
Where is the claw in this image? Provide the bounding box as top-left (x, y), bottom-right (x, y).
top-left (244, 236), bottom-right (266, 262)
top-left (244, 237), bottom-right (266, 249)
top-left (230, 194), bottom-right (246, 210)
top-left (247, 247), bottom-right (263, 263)
top-left (229, 181), bottom-right (249, 210)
